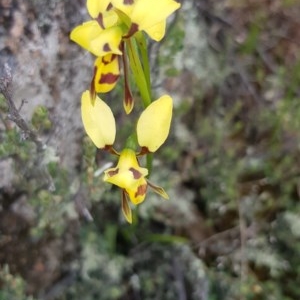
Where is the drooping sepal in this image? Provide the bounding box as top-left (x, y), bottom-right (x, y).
top-left (122, 191), bottom-right (132, 223)
top-left (81, 90), bottom-right (116, 148)
top-left (92, 54), bottom-right (120, 94)
top-left (148, 180), bottom-right (169, 199)
top-left (124, 85), bottom-right (134, 114)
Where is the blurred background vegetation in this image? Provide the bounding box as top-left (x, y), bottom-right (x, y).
top-left (1, 0), bottom-right (300, 299)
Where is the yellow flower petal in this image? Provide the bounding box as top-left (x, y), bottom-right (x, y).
top-left (104, 167), bottom-right (138, 190)
top-left (103, 10), bottom-right (119, 28)
top-left (104, 149), bottom-right (148, 190)
top-left (137, 95), bottom-right (173, 152)
top-left (70, 21), bottom-right (122, 57)
top-left (126, 182), bottom-right (148, 205)
top-left (143, 21), bottom-right (166, 42)
top-left (81, 90), bottom-right (116, 148)
top-left (130, 0), bottom-right (180, 35)
top-left (70, 20), bottom-right (100, 53)
top-left (93, 54), bottom-right (120, 93)
top-left (87, 0), bottom-right (111, 18)
top-left (117, 148), bottom-right (145, 170)
top-left (90, 26), bottom-right (123, 56)
top-left (111, 0), bottom-right (135, 16)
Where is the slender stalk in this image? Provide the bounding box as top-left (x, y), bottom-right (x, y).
top-left (126, 38), bottom-right (153, 175)
top-left (135, 32), bottom-right (151, 95)
top-left (126, 38), bottom-right (151, 108)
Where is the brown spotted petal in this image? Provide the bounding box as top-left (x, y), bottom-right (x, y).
top-left (87, 0), bottom-right (112, 18)
top-left (126, 180), bottom-right (148, 205)
top-left (93, 54), bottom-right (120, 93)
top-left (103, 148), bottom-right (148, 192)
top-left (118, 0), bottom-right (180, 41)
top-left (70, 21), bottom-right (122, 57)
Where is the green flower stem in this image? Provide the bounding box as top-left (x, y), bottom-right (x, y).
top-left (126, 37), bottom-right (154, 176)
top-left (126, 38), bottom-right (151, 108)
top-left (134, 32), bottom-right (151, 94)
top-left (146, 152), bottom-right (153, 176)
top-left (125, 133), bottom-right (138, 151)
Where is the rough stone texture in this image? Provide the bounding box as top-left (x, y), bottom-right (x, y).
top-left (0, 0), bottom-right (87, 296)
top-left (1, 0), bottom-right (91, 170)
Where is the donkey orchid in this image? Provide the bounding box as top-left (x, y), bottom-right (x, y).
top-left (70, 1), bottom-right (122, 57)
top-left (70, 0), bottom-right (181, 57)
top-left (81, 92), bottom-right (173, 223)
top-left (103, 148), bottom-right (169, 223)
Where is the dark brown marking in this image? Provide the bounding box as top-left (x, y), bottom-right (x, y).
top-left (124, 84), bottom-right (133, 106)
top-left (96, 13), bottom-right (105, 29)
top-left (135, 184), bottom-right (147, 197)
top-left (89, 66), bottom-right (97, 101)
top-left (103, 43), bottom-right (111, 52)
top-left (124, 0), bottom-right (134, 4)
top-left (124, 23), bottom-right (139, 38)
top-left (137, 146), bottom-right (150, 156)
top-left (129, 167), bottom-right (143, 179)
top-left (107, 168), bottom-right (119, 177)
top-left (99, 73), bottom-right (119, 84)
top-left (102, 54), bottom-right (117, 65)
top-left (107, 2), bottom-right (113, 10)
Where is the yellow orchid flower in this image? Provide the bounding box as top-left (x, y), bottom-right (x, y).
top-left (80, 89), bottom-right (173, 223)
top-left (70, 0), bottom-right (123, 57)
top-left (113, 0), bottom-right (181, 41)
top-left (104, 148), bottom-right (148, 204)
top-left (103, 95), bottom-right (172, 222)
top-left (104, 148), bottom-right (168, 223)
top-left (70, 0), bottom-right (121, 57)
top-left (104, 148), bottom-right (148, 223)
top-left (70, 20), bottom-right (123, 57)
top-left (91, 54), bottom-right (120, 94)
top-left (70, 0), bottom-right (181, 57)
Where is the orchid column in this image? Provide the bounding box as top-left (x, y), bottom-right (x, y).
top-left (70, 0), bottom-right (180, 223)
